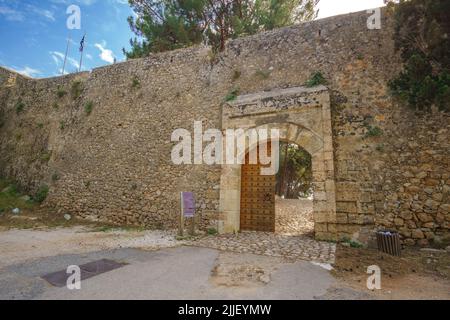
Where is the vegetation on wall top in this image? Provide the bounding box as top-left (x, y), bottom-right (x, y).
top-left (387, 0), bottom-right (450, 112)
top-left (124, 0), bottom-right (319, 58)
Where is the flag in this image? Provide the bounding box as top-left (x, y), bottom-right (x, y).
top-left (79, 35), bottom-right (85, 53)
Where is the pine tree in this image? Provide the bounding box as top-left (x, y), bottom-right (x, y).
top-left (124, 0), bottom-right (319, 58)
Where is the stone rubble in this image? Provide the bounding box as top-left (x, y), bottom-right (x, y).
top-left (188, 231), bottom-right (336, 264)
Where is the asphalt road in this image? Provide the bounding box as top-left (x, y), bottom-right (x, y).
top-left (0, 246), bottom-right (369, 300)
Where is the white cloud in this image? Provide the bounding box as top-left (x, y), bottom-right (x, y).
top-left (50, 51), bottom-right (80, 69)
top-left (0, 6), bottom-right (25, 21)
top-left (94, 43), bottom-right (115, 64)
top-left (14, 66), bottom-right (42, 77)
top-left (317, 0), bottom-right (386, 19)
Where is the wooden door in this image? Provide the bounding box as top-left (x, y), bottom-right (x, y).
top-left (240, 144), bottom-right (276, 232)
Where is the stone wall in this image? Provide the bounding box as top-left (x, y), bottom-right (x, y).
top-left (0, 8), bottom-right (449, 246)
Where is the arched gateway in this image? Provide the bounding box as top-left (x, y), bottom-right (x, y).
top-left (218, 86), bottom-right (337, 241)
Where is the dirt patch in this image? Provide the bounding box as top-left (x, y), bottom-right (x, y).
top-left (331, 244), bottom-right (450, 300)
top-left (0, 226), bottom-right (183, 269)
top-left (210, 252), bottom-right (285, 288)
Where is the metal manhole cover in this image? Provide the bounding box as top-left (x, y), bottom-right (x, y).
top-left (41, 259), bottom-right (127, 287)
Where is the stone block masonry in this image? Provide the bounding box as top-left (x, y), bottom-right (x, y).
top-left (0, 7), bottom-right (449, 246)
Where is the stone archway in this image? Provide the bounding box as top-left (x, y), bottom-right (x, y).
top-left (218, 86), bottom-right (337, 241)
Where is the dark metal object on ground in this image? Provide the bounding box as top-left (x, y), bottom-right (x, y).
top-left (376, 231), bottom-right (401, 256)
top-left (41, 259), bottom-right (127, 287)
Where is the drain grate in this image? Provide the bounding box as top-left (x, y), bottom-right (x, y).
top-left (41, 259), bottom-right (127, 287)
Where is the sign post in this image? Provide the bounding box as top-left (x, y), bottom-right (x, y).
top-left (180, 192), bottom-right (196, 237)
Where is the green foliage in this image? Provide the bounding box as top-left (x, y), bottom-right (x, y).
top-left (40, 151), bottom-right (52, 163)
top-left (225, 87), bottom-right (239, 102)
top-left (52, 173), bottom-right (60, 182)
top-left (365, 125), bottom-right (383, 138)
top-left (0, 109), bottom-right (5, 128)
top-left (376, 144), bottom-right (385, 152)
top-left (207, 228), bottom-right (218, 235)
top-left (131, 76), bottom-right (141, 89)
top-left (53, 102), bottom-right (59, 109)
top-left (71, 81), bottom-right (83, 100)
top-left (305, 71), bottom-right (327, 87)
top-left (34, 185), bottom-right (49, 204)
top-left (84, 101), bottom-right (94, 115)
top-left (37, 123), bottom-right (44, 129)
top-left (0, 179), bottom-right (34, 211)
top-left (232, 70), bottom-right (241, 81)
top-left (59, 121), bottom-right (65, 131)
top-left (255, 69), bottom-right (271, 79)
top-left (388, 0), bottom-right (450, 112)
top-left (342, 237), bottom-right (364, 248)
top-left (276, 143), bottom-right (312, 199)
top-left (124, 0), bottom-right (319, 58)
top-left (56, 86), bottom-right (67, 98)
top-left (15, 99), bottom-right (25, 114)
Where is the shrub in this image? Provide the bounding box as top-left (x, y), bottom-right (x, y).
top-left (56, 86), bottom-right (67, 98)
top-left (305, 71), bottom-right (327, 87)
top-left (34, 185), bottom-right (49, 203)
top-left (40, 151), bottom-right (52, 162)
top-left (59, 121), bottom-right (65, 130)
top-left (51, 173), bottom-right (59, 182)
top-left (0, 110), bottom-right (5, 128)
top-left (365, 126), bottom-right (383, 138)
top-left (84, 101), bottom-right (94, 115)
top-left (15, 99), bottom-right (25, 114)
top-left (255, 69), bottom-right (271, 79)
top-left (232, 70), bottom-right (241, 81)
top-left (53, 102), bottom-right (59, 109)
top-left (131, 77), bottom-right (141, 89)
top-left (71, 81), bottom-right (83, 100)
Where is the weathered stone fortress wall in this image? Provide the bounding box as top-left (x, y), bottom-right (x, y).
top-left (0, 8), bottom-right (449, 246)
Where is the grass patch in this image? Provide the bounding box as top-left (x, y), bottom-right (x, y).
top-left (0, 179), bottom-right (33, 213)
top-left (84, 101), bottom-right (94, 115)
top-left (59, 121), bottom-right (65, 131)
top-left (342, 237), bottom-right (364, 248)
top-left (207, 228), bottom-right (218, 235)
top-left (305, 71), bottom-right (327, 87)
top-left (52, 102), bottom-right (59, 110)
top-left (225, 88), bottom-right (239, 102)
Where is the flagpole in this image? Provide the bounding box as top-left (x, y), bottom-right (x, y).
top-left (62, 32), bottom-right (71, 75)
top-left (78, 33), bottom-right (86, 73)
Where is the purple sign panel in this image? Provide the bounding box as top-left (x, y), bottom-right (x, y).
top-left (182, 192), bottom-right (195, 218)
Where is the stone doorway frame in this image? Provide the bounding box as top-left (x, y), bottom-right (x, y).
top-left (218, 86), bottom-right (337, 241)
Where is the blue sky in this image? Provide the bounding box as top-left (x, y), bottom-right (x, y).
top-left (0, 0), bottom-right (385, 78)
top-left (0, 0), bottom-right (134, 78)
